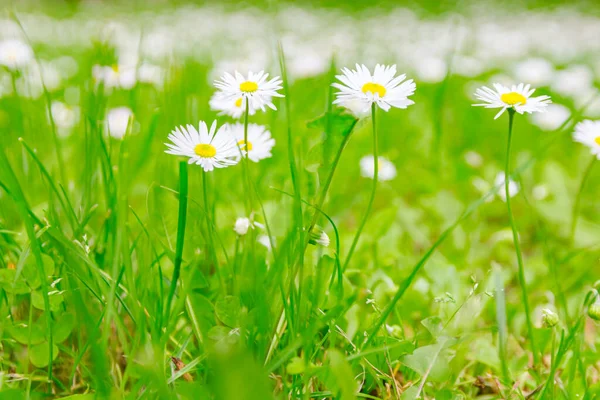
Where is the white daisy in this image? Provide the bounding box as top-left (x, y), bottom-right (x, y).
top-left (227, 123), bottom-right (275, 163)
top-left (494, 172), bottom-right (519, 202)
top-left (473, 83), bottom-right (552, 119)
top-left (332, 64), bottom-right (416, 113)
top-left (233, 216), bottom-right (264, 236)
top-left (50, 101), bottom-right (79, 135)
top-left (106, 107), bottom-right (133, 139)
top-left (165, 120), bottom-right (240, 172)
top-left (573, 120), bottom-right (600, 159)
top-left (214, 70), bottom-right (283, 112)
top-left (92, 64), bottom-right (137, 90)
top-left (360, 155), bottom-right (397, 181)
top-left (234, 217), bottom-right (251, 236)
top-left (0, 39), bottom-right (33, 70)
top-left (209, 92), bottom-right (256, 119)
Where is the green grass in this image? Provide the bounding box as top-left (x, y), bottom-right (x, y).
top-left (1, 3), bottom-right (600, 400)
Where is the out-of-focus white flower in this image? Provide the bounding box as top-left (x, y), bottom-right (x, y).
top-left (360, 155), bottom-right (397, 181)
top-left (532, 184), bottom-right (549, 200)
top-left (464, 151), bottom-right (483, 168)
top-left (572, 119), bottom-right (600, 159)
top-left (552, 65), bottom-right (594, 98)
top-left (333, 64), bottom-right (416, 112)
top-left (453, 56), bottom-right (485, 78)
top-left (0, 39), bottom-right (33, 70)
top-left (258, 234), bottom-right (272, 251)
top-left (106, 107), bottom-right (133, 139)
top-left (287, 51), bottom-right (328, 79)
top-left (494, 172), bottom-right (519, 202)
top-left (234, 217), bottom-right (251, 236)
top-left (51, 101), bottom-right (79, 133)
top-left (227, 123), bottom-right (275, 163)
top-left (512, 58), bottom-right (554, 87)
top-left (164, 120), bottom-right (240, 171)
top-left (530, 103), bottom-right (570, 131)
top-left (414, 57), bottom-right (447, 83)
top-left (93, 64), bottom-right (137, 90)
top-left (138, 63), bottom-right (164, 86)
top-left (214, 70), bottom-right (284, 112)
top-left (473, 83), bottom-right (551, 119)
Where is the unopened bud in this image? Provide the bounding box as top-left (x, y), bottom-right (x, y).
top-left (542, 308), bottom-right (559, 328)
top-left (588, 302), bottom-right (600, 322)
top-left (308, 225), bottom-right (330, 247)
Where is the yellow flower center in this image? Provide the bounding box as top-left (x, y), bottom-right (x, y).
top-left (238, 140), bottom-right (253, 151)
top-left (500, 92), bottom-right (527, 106)
top-left (240, 81), bottom-right (258, 93)
top-left (595, 136), bottom-right (600, 146)
top-left (194, 143), bottom-right (217, 158)
top-left (362, 82), bottom-right (386, 97)
top-left (111, 64), bottom-right (119, 74)
top-left (235, 98), bottom-right (243, 107)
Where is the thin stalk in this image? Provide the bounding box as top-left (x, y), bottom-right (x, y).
top-left (165, 161), bottom-right (188, 323)
top-left (242, 98), bottom-right (253, 214)
top-left (203, 170), bottom-right (225, 292)
top-left (505, 109), bottom-right (538, 364)
top-left (343, 103), bottom-right (378, 270)
top-left (569, 156), bottom-right (595, 244)
top-left (303, 123), bottom-right (356, 254)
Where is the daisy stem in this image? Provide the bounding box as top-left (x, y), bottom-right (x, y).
top-left (505, 109), bottom-right (538, 365)
top-left (569, 156), bottom-right (595, 244)
top-left (242, 98), bottom-right (253, 214)
top-left (165, 161), bottom-right (188, 323)
top-left (304, 124), bottom-right (355, 252)
top-left (203, 170), bottom-right (225, 292)
top-left (343, 103), bottom-right (378, 270)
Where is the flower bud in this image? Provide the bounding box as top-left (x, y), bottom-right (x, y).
top-left (588, 302), bottom-right (600, 322)
top-left (308, 225), bottom-right (330, 247)
top-left (542, 308), bottom-right (559, 328)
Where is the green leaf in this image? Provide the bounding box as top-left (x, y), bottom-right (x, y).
top-left (8, 322), bottom-right (46, 345)
top-left (326, 350), bottom-right (356, 400)
top-left (402, 338), bottom-right (456, 382)
top-left (53, 312), bottom-right (76, 343)
top-left (29, 342), bottom-right (59, 368)
top-left (421, 316), bottom-right (444, 338)
top-left (32, 290), bottom-right (64, 312)
top-left (306, 108), bottom-right (358, 138)
top-left (22, 253), bottom-right (55, 289)
top-left (286, 357), bottom-right (305, 375)
top-left (0, 269), bottom-right (30, 294)
top-left (215, 296), bottom-right (242, 328)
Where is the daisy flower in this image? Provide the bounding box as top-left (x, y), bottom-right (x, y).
top-left (573, 120), bottom-right (600, 159)
top-left (473, 83), bottom-right (551, 119)
top-left (106, 107), bottom-right (133, 139)
top-left (209, 92), bottom-right (256, 119)
top-left (332, 64), bottom-right (416, 113)
top-left (165, 121), bottom-right (240, 172)
top-left (227, 123), bottom-right (275, 163)
top-left (92, 64), bottom-right (137, 90)
top-left (360, 155), bottom-right (397, 181)
top-left (494, 172), bottom-right (519, 202)
top-left (234, 217), bottom-right (251, 236)
top-left (214, 71), bottom-right (283, 112)
top-left (0, 39), bottom-right (33, 70)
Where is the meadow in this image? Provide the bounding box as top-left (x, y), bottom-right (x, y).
top-left (0, 1), bottom-right (600, 399)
